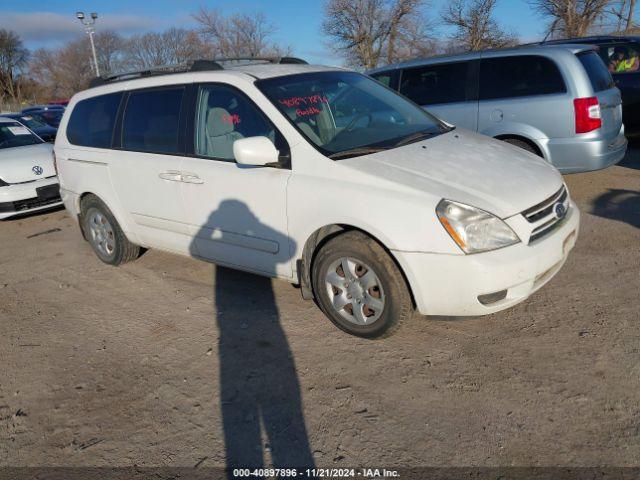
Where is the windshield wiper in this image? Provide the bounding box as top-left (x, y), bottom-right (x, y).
top-left (328, 147), bottom-right (387, 160)
top-left (393, 130), bottom-right (436, 148)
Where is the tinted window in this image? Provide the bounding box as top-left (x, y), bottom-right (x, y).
top-left (371, 70), bottom-right (400, 91)
top-left (122, 87), bottom-right (184, 154)
top-left (67, 92), bottom-right (122, 148)
top-left (480, 55), bottom-right (566, 100)
top-left (578, 51), bottom-right (615, 91)
top-left (400, 62), bottom-right (469, 105)
top-left (195, 84), bottom-right (278, 160)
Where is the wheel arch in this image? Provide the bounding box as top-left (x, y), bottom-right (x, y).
top-left (77, 191), bottom-right (139, 245)
top-left (494, 134), bottom-right (544, 158)
top-left (297, 223), bottom-right (416, 308)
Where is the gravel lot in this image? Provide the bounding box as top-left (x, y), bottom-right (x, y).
top-left (1, 147), bottom-right (639, 471)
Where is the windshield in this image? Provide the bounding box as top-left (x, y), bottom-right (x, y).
top-left (0, 122), bottom-right (43, 149)
top-left (257, 71), bottom-right (450, 159)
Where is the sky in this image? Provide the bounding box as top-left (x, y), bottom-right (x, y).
top-left (0, 0), bottom-right (551, 66)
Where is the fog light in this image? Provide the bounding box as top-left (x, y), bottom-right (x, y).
top-left (478, 290), bottom-right (508, 305)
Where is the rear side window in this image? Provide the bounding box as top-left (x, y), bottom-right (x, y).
top-left (578, 51), bottom-right (615, 91)
top-left (480, 55), bottom-right (566, 100)
top-left (67, 92), bottom-right (122, 148)
top-left (122, 87), bottom-right (184, 154)
top-left (596, 43), bottom-right (640, 75)
top-left (371, 70), bottom-right (400, 91)
top-left (400, 62), bottom-right (469, 105)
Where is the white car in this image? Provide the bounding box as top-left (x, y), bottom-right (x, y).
top-left (54, 59), bottom-right (580, 338)
top-left (0, 117), bottom-right (61, 219)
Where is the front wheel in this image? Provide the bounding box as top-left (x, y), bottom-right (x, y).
top-left (312, 231), bottom-right (412, 338)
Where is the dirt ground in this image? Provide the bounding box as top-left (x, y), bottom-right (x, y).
top-left (1, 146), bottom-right (639, 472)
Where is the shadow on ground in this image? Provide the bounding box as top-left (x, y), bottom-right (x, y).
top-left (591, 188), bottom-right (640, 229)
top-left (190, 200), bottom-right (315, 476)
top-left (619, 140), bottom-right (640, 170)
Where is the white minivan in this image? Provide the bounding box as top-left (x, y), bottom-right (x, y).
top-left (55, 58), bottom-right (579, 338)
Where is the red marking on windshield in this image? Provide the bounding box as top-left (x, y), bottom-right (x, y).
top-left (296, 106), bottom-right (321, 117)
top-left (279, 94), bottom-right (328, 109)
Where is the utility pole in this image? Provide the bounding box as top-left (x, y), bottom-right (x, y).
top-left (76, 12), bottom-right (100, 77)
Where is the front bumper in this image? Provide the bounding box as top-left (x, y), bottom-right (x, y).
top-left (393, 202), bottom-right (580, 316)
top-left (541, 127), bottom-right (627, 174)
top-left (0, 177), bottom-right (62, 219)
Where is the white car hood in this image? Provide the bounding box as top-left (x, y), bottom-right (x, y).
top-left (341, 129), bottom-right (563, 218)
top-left (0, 142), bottom-right (55, 184)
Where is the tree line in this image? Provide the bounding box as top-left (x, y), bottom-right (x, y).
top-left (0, 0), bottom-right (637, 108)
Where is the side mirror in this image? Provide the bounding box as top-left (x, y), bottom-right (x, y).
top-left (233, 136), bottom-right (280, 167)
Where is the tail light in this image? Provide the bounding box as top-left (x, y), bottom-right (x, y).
top-left (574, 97), bottom-right (601, 134)
top-left (52, 149), bottom-right (58, 176)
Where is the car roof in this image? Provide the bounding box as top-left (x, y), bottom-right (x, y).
top-left (77, 62), bottom-right (346, 101)
top-left (222, 63), bottom-right (343, 79)
top-left (539, 35), bottom-right (640, 44)
top-left (368, 43), bottom-right (596, 73)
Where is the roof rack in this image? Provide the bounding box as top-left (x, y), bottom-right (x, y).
top-left (88, 56), bottom-right (308, 88)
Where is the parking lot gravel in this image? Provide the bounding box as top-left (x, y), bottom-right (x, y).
top-left (1, 147), bottom-right (639, 470)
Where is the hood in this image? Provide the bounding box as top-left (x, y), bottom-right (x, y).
top-left (341, 129), bottom-right (563, 218)
top-left (0, 142), bottom-right (55, 184)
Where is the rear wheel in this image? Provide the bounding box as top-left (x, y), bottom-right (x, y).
top-left (80, 195), bottom-right (139, 266)
top-left (502, 137), bottom-right (540, 156)
top-left (312, 231), bottom-right (412, 338)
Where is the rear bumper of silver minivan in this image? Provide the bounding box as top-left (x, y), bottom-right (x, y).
top-left (540, 126), bottom-right (627, 174)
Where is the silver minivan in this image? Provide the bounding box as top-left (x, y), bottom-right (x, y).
top-left (369, 44), bottom-right (627, 173)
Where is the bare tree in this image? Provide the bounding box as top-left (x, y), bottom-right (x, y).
top-left (442, 0), bottom-right (517, 51)
top-left (29, 39), bottom-right (94, 99)
top-left (125, 27), bottom-right (209, 70)
top-left (322, 0), bottom-right (433, 69)
top-left (529, 0), bottom-right (613, 38)
top-left (193, 7), bottom-right (289, 58)
top-left (0, 29), bottom-right (29, 106)
top-left (608, 0), bottom-right (637, 32)
top-left (94, 30), bottom-right (126, 76)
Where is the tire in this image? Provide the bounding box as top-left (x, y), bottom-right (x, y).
top-left (502, 137), bottom-right (539, 156)
top-left (80, 195), bottom-right (139, 266)
top-left (312, 231), bottom-right (412, 338)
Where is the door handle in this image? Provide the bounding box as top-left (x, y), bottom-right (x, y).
top-left (158, 170), bottom-right (182, 182)
top-left (180, 172), bottom-right (204, 184)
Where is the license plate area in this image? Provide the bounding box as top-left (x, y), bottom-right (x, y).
top-left (36, 184), bottom-right (60, 201)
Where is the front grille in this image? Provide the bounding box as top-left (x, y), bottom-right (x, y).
top-left (521, 185), bottom-right (569, 244)
top-left (13, 195), bottom-right (61, 211)
top-left (0, 194), bottom-right (61, 213)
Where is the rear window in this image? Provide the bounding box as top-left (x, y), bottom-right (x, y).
top-left (400, 62), bottom-right (469, 105)
top-left (578, 51), bottom-right (615, 92)
top-left (122, 87), bottom-right (184, 154)
top-left (67, 92), bottom-right (122, 148)
top-left (480, 55), bottom-right (566, 100)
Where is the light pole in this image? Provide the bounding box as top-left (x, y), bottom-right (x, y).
top-left (76, 12), bottom-right (100, 77)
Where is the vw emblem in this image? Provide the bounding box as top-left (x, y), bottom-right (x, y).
top-left (32, 165), bottom-right (43, 176)
top-left (554, 202), bottom-right (566, 219)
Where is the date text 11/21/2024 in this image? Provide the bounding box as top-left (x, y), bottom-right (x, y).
top-left (232, 468), bottom-right (400, 478)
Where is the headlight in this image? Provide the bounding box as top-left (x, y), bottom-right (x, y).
top-left (436, 199), bottom-right (520, 254)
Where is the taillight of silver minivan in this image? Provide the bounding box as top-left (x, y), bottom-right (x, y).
top-left (574, 97), bottom-right (602, 133)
